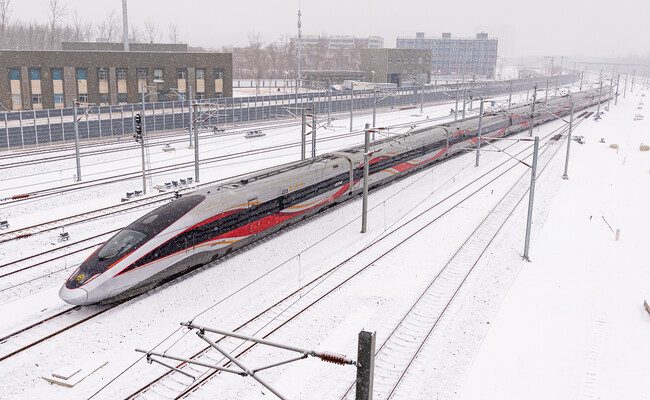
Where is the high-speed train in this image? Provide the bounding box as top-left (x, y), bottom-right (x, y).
top-left (60, 88), bottom-right (609, 305)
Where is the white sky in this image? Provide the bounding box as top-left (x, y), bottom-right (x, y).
top-left (7, 0), bottom-right (650, 58)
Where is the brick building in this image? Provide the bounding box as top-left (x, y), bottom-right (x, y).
top-left (0, 49), bottom-right (232, 111)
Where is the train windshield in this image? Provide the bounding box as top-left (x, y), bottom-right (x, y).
top-left (98, 230), bottom-right (147, 261)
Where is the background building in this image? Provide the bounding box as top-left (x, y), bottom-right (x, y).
top-left (360, 48), bottom-right (432, 86)
top-left (397, 32), bottom-right (498, 79)
top-left (0, 49), bottom-right (232, 111)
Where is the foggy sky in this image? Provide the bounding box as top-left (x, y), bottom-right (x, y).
top-left (8, 0), bottom-right (650, 59)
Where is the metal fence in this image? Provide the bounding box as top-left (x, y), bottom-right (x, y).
top-left (0, 75), bottom-right (576, 151)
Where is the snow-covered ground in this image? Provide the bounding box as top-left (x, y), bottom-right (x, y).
top-left (457, 88), bottom-right (650, 399)
top-left (3, 81), bottom-right (641, 400)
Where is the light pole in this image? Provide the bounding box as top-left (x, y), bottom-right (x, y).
top-left (462, 89), bottom-right (467, 119)
top-left (562, 100), bottom-right (575, 180)
top-left (615, 73), bottom-right (620, 106)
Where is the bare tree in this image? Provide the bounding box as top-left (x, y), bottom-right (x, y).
top-left (97, 9), bottom-right (120, 42)
top-left (0, 0), bottom-right (11, 49)
top-left (130, 25), bottom-right (142, 43)
top-left (168, 23), bottom-right (179, 44)
top-left (144, 18), bottom-right (159, 43)
top-left (46, 0), bottom-right (67, 48)
top-left (71, 9), bottom-right (92, 42)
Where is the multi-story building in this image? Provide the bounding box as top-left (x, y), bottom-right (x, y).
top-left (0, 48), bottom-right (232, 111)
top-left (359, 49), bottom-right (432, 86)
top-left (397, 32), bottom-right (498, 78)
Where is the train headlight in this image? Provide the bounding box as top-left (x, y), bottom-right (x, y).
top-left (75, 273), bottom-right (86, 283)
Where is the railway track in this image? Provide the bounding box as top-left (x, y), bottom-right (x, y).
top-left (120, 121), bottom-right (570, 400)
top-left (1, 114), bottom-right (446, 207)
top-left (0, 304), bottom-right (116, 362)
top-left (0, 109), bottom-right (585, 372)
top-left (338, 116), bottom-right (590, 400)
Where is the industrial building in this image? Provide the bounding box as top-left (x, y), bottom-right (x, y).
top-left (359, 48), bottom-right (432, 86)
top-left (0, 47), bottom-right (232, 111)
top-left (396, 32), bottom-right (498, 78)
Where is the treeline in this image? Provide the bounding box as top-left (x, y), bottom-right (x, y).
top-left (0, 0), bottom-right (362, 79)
top-left (0, 0), bottom-right (183, 50)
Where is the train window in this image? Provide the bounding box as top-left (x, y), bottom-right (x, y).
top-left (98, 230), bottom-right (146, 261)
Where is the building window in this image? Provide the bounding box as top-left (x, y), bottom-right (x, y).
top-left (99, 93), bottom-right (109, 104)
top-left (52, 68), bottom-right (63, 80)
top-left (53, 94), bottom-right (64, 104)
top-left (29, 68), bottom-right (41, 80)
top-left (196, 93), bottom-right (205, 100)
top-left (11, 94), bottom-right (21, 105)
top-left (9, 68), bottom-right (20, 80)
top-left (78, 93), bottom-right (88, 103)
top-left (196, 68), bottom-right (205, 80)
top-left (176, 68), bottom-right (187, 80)
top-left (214, 68), bottom-right (224, 79)
top-left (98, 68), bottom-right (108, 80)
top-left (153, 68), bottom-right (163, 80)
top-left (116, 68), bottom-right (127, 80)
top-left (31, 94), bottom-right (42, 104)
top-left (117, 93), bottom-right (128, 103)
top-left (76, 68), bottom-right (87, 80)
top-left (137, 68), bottom-right (147, 80)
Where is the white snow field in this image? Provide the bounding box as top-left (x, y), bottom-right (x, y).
top-left (2, 82), bottom-right (645, 400)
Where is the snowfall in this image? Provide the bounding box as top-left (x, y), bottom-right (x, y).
top-left (0, 80), bottom-right (648, 400)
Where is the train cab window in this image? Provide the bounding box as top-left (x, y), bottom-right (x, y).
top-left (98, 230), bottom-right (146, 260)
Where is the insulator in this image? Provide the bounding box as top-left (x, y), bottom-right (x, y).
top-left (318, 352), bottom-right (350, 365)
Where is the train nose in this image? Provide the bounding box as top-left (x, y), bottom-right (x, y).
top-left (59, 286), bottom-right (89, 305)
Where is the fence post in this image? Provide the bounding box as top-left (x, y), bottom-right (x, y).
top-left (355, 330), bottom-right (376, 400)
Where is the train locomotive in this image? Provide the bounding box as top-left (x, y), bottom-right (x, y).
top-left (60, 88), bottom-right (608, 305)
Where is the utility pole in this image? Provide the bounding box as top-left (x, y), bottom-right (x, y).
top-left (596, 70), bottom-right (603, 120)
top-left (301, 107), bottom-right (306, 160)
top-left (475, 99), bottom-right (484, 167)
top-left (311, 113), bottom-right (316, 158)
top-left (326, 77), bottom-right (332, 123)
top-left (296, 4), bottom-right (302, 95)
top-left (607, 77), bottom-right (614, 110)
top-left (192, 102), bottom-right (200, 183)
top-left (562, 101), bottom-right (574, 180)
top-left (188, 85), bottom-right (194, 148)
top-left (361, 123), bottom-right (370, 234)
top-left (579, 70), bottom-right (584, 91)
top-left (631, 69), bottom-right (635, 92)
top-left (420, 85), bottom-right (424, 113)
top-left (350, 84), bottom-right (354, 132)
top-left (528, 84), bottom-right (537, 137)
top-left (462, 89), bottom-right (467, 119)
top-left (523, 135), bottom-right (540, 261)
top-left (355, 330), bottom-right (376, 400)
top-left (508, 81), bottom-right (512, 110)
top-left (545, 77), bottom-right (549, 101)
top-left (454, 85), bottom-right (459, 120)
top-left (372, 90), bottom-right (377, 128)
top-left (624, 73), bottom-right (628, 99)
top-left (141, 86), bottom-right (147, 194)
top-left (72, 101), bottom-right (82, 181)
